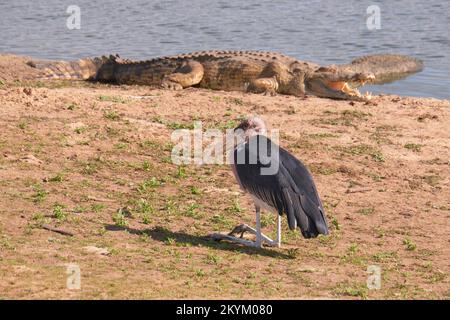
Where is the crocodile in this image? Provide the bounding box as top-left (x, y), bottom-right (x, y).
top-left (26, 50), bottom-right (423, 101)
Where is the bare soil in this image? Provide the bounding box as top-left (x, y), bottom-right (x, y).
top-left (0, 55), bottom-right (449, 299)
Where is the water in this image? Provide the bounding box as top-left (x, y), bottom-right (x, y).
top-left (1, 0), bottom-right (449, 99)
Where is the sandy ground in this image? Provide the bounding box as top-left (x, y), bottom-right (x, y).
top-left (0, 55), bottom-right (449, 299)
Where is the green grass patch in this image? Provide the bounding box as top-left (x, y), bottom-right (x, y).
top-left (227, 97), bottom-right (244, 106)
top-left (91, 203), bottom-right (105, 213)
top-left (309, 164), bottom-right (337, 175)
top-left (205, 252), bottom-right (222, 265)
top-left (372, 251), bottom-right (398, 263)
top-left (98, 95), bottom-right (128, 104)
top-left (184, 203), bottom-right (201, 218)
top-left (113, 211), bottom-right (128, 227)
top-left (190, 186), bottom-right (201, 195)
top-left (333, 281), bottom-right (368, 299)
top-left (403, 238), bottom-right (417, 251)
top-left (137, 177), bottom-right (162, 193)
top-left (18, 121), bottom-right (27, 130)
top-left (226, 199), bottom-right (244, 214)
top-left (48, 172), bottom-right (64, 182)
top-left (142, 160), bottom-right (152, 171)
top-left (104, 110), bottom-right (120, 121)
top-left (336, 144), bottom-right (385, 162)
top-left (152, 116), bottom-right (194, 130)
top-left (404, 143), bottom-right (422, 152)
top-left (357, 207), bottom-right (375, 216)
top-left (260, 213), bottom-right (275, 228)
top-left (32, 184), bottom-right (48, 203)
top-left (308, 132), bottom-right (338, 139)
top-left (330, 216), bottom-right (341, 231)
top-left (313, 109), bottom-right (371, 127)
top-left (53, 203), bottom-right (67, 221)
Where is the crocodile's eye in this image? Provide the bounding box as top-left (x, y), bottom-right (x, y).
top-left (318, 66), bottom-right (337, 73)
top-left (317, 67), bottom-right (329, 72)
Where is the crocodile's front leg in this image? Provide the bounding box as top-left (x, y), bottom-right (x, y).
top-left (246, 76), bottom-right (279, 96)
top-left (162, 60), bottom-right (204, 90)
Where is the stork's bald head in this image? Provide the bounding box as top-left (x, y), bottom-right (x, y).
top-left (234, 117), bottom-right (267, 140)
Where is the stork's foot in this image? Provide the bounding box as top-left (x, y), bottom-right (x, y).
top-left (228, 224), bottom-right (250, 238)
top-left (209, 233), bottom-right (260, 248)
top-left (225, 224), bottom-right (280, 247)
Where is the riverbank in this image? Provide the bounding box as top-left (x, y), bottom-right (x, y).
top-left (0, 57), bottom-right (449, 299)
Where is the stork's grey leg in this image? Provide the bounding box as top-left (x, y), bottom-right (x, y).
top-left (255, 205), bottom-right (262, 248)
top-left (275, 213), bottom-right (281, 248)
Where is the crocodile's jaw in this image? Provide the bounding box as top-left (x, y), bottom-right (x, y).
top-left (305, 77), bottom-right (374, 101)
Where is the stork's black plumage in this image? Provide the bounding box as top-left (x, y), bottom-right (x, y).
top-left (233, 134), bottom-right (329, 238)
top-left (209, 116), bottom-right (329, 248)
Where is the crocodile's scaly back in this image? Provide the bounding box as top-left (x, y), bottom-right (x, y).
top-left (29, 50), bottom-right (306, 86)
top-left (105, 50), bottom-right (305, 89)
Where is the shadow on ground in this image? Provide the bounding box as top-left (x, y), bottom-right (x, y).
top-left (105, 224), bottom-right (292, 259)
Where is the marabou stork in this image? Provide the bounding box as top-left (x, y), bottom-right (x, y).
top-left (210, 117), bottom-right (329, 248)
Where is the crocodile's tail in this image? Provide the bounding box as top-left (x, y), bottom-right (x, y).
top-left (26, 54), bottom-right (119, 81)
top-left (338, 54), bottom-right (424, 84)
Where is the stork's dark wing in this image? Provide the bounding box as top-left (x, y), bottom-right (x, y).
top-left (233, 135), bottom-right (328, 238)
